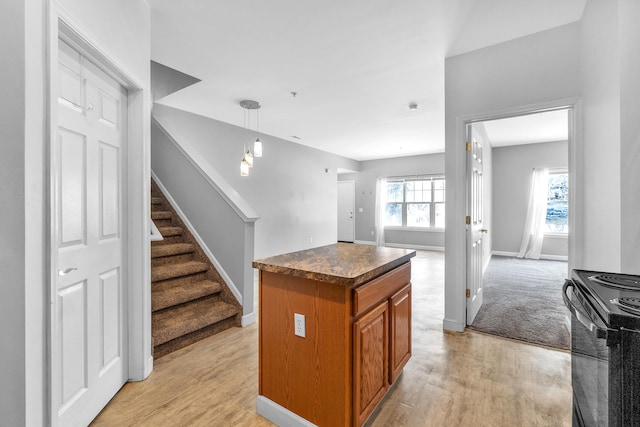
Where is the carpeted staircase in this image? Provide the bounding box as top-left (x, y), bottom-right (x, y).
top-left (151, 179), bottom-right (241, 358)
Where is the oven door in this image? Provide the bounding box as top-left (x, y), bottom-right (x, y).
top-left (563, 279), bottom-right (616, 427)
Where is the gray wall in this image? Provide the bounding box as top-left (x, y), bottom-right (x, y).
top-left (152, 104), bottom-right (359, 259)
top-left (492, 141), bottom-right (568, 257)
top-left (152, 121), bottom-right (255, 314)
top-left (339, 153), bottom-right (445, 248)
top-left (1, 3), bottom-right (27, 425)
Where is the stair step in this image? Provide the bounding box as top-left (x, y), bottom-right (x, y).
top-left (152, 280), bottom-right (222, 312)
top-left (152, 299), bottom-right (239, 346)
top-left (157, 226), bottom-right (182, 237)
top-left (151, 196), bottom-right (163, 205)
top-left (151, 243), bottom-right (195, 259)
top-left (152, 261), bottom-right (209, 282)
top-left (151, 211), bottom-right (172, 220)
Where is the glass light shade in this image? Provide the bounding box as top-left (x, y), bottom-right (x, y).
top-left (240, 158), bottom-right (250, 176)
top-left (254, 138), bottom-right (263, 157)
top-left (245, 149), bottom-right (254, 167)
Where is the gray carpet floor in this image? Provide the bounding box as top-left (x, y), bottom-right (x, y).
top-left (468, 256), bottom-right (570, 350)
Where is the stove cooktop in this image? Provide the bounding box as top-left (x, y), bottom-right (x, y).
top-left (572, 270), bottom-right (640, 330)
top-left (590, 273), bottom-right (640, 290)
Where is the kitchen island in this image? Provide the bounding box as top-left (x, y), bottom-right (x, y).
top-left (253, 243), bottom-right (416, 427)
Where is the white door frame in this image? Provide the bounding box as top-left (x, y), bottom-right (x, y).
top-left (47, 8), bottom-right (152, 425)
top-left (445, 97), bottom-right (582, 332)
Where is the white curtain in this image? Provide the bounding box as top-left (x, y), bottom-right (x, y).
top-left (517, 168), bottom-right (549, 259)
top-left (374, 177), bottom-right (387, 247)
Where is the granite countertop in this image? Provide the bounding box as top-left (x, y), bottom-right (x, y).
top-left (252, 243), bottom-right (416, 286)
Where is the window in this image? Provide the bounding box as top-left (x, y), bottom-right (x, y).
top-left (546, 172), bottom-right (568, 233)
top-left (384, 177), bottom-right (445, 229)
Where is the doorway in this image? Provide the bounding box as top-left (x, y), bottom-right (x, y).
top-left (465, 107), bottom-right (572, 349)
top-left (51, 38), bottom-right (129, 427)
top-left (337, 181), bottom-right (355, 242)
top-left (49, 14), bottom-right (152, 427)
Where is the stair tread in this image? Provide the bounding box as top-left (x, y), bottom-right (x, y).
top-left (151, 211), bottom-right (172, 220)
top-left (157, 226), bottom-right (183, 237)
top-left (152, 261), bottom-right (209, 282)
top-left (152, 299), bottom-right (239, 346)
top-left (152, 280), bottom-right (222, 312)
top-left (151, 243), bottom-right (195, 259)
top-left (151, 196), bottom-right (163, 205)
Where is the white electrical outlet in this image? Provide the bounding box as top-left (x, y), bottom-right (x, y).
top-left (294, 313), bottom-right (306, 338)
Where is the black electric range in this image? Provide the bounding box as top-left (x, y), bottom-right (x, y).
top-left (563, 270), bottom-right (640, 427)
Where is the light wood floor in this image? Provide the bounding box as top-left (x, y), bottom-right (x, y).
top-left (92, 251), bottom-right (571, 426)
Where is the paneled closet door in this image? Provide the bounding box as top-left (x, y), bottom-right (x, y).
top-left (53, 38), bottom-right (128, 427)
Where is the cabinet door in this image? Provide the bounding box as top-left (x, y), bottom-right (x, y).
top-left (389, 284), bottom-right (411, 383)
top-left (353, 300), bottom-right (389, 427)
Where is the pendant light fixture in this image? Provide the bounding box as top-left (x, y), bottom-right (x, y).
top-left (254, 105), bottom-right (263, 157)
top-left (245, 149), bottom-right (254, 167)
top-left (240, 157), bottom-right (250, 176)
top-left (239, 99), bottom-right (262, 176)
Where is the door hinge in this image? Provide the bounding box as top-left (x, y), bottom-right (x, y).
top-left (466, 141), bottom-right (472, 151)
top-left (466, 289), bottom-right (471, 298)
top-left (465, 215), bottom-right (471, 225)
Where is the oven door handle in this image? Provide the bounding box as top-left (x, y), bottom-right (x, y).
top-left (563, 279), bottom-right (619, 345)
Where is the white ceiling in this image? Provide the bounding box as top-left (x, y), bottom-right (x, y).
top-left (149, 0), bottom-right (585, 161)
top-left (481, 109), bottom-right (569, 147)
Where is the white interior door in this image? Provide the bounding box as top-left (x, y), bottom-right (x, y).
top-left (466, 125), bottom-right (485, 324)
top-left (52, 39), bottom-right (128, 427)
top-left (337, 181), bottom-right (355, 242)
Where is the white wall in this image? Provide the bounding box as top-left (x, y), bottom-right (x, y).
top-left (579, 0), bottom-right (622, 272)
top-left (579, 0), bottom-right (640, 274)
top-left (618, 0), bottom-right (640, 274)
top-left (444, 23), bottom-right (581, 331)
top-left (339, 153), bottom-right (445, 248)
top-left (492, 141), bottom-right (568, 257)
top-left (0, 1), bottom-right (151, 425)
top-left (152, 104), bottom-right (359, 259)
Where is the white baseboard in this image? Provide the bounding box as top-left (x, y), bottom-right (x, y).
top-left (384, 242), bottom-right (444, 252)
top-left (442, 318), bottom-right (465, 332)
top-left (256, 396), bottom-right (317, 427)
top-left (151, 171), bottom-right (243, 305)
top-left (483, 253), bottom-right (492, 275)
top-left (540, 254), bottom-right (569, 261)
top-left (353, 240), bottom-right (445, 252)
top-left (354, 240), bottom-right (376, 246)
top-left (241, 312), bottom-right (256, 327)
top-left (492, 251), bottom-right (518, 258)
top-left (492, 251), bottom-right (568, 262)
top-left (144, 355), bottom-right (153, 377)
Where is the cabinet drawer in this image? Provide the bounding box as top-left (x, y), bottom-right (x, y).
top-left (353, 262), bottom-right (411, 317)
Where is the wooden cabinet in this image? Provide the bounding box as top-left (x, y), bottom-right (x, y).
top-left (257, 258), bottom-right (412, 427)
top-left (389, 284), bottom-right (412, 383)
top-left (353, 300), bottom-right (389, 427)
top-left (352, 274), bottom-right (412, 427)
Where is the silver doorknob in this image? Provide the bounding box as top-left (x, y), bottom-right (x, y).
top-left (58, 267), bottom-right (78, 276)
